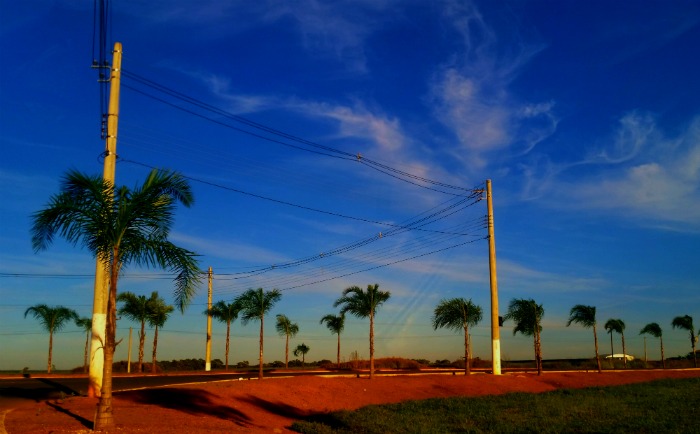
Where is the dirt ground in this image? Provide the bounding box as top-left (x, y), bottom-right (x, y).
top-left (5, 369), bottom-right (699, 433)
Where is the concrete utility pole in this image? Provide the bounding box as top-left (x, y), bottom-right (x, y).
top-left (205, 267), bottom-right (213, 371)
top-left (88, 42), bottom-right (122, 398)
top-left (486, 180), bottom-right (501, 375)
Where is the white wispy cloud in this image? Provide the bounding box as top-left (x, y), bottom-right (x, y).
top-left (427, 0), bottom-right (556, 174)
top-left (529, 113), bottom-right (700, 229)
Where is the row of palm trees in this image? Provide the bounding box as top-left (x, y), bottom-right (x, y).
top-left (205, 283), bottom-right (391, 379)
top-left (23, 291), bottom-right (175, 375)
top-left (430, 298), bottom-right (697, 377)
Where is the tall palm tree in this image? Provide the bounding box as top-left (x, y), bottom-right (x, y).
top-left (503, 298), bottom-right (545, 375)
top-left (235, 287), bottom-right (282, 379)
top-left (320, 313), bottom-right (345, 369)
top-left (567, 304), bottom-right (602, 373)
top-left (147, 293), bottom-right (173, 374)
top-left (117, 291), bottom-right (156, 373)
top-left (205, 300), bottom-right (242, 370)
top-left (640, 322), bottom-right (665, 369)
top-left (334, 283), bottom-right (391, 379)
top-left (275, 314), bottom-right (299, 369)
top-left (293, 343), bottom-right (310, 367)
top-left (24, 304), bottom-right (78, 373)
top-left (31, 169), bottom-right (201, 430)
top-left (431, 298), bottom-right (483, 375)
top-left (75, 316), bottom-right (92, 374)
top-left (671, 315), bottom-right (697, 367)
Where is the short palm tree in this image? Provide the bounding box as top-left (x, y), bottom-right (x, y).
top-left (31, 169), bottom-right (201, 430)
top-left (431, 298), bottom-right (483, 375)
top-left (504, 298), bottom-right (545, 375)
top-left (75, 316), bottom-right (92, 374)
top-left (640, 322), bottom-right (665, 369)
top-left (293, 343), bottom-right (310, 367)
top-left (275, 314), bottom-right (299, 369)
top-left (147, 293), bottom-right (173, 374)
top-left (24, 304), bottom-right (78, 373)
top-left (567, 304), bottom-right (602, 373)
top-left (235, 287), bottom-right (282, 379)
top-left (671, 315), bottom-right (697, 367)
top-left (205, 300), bottom-right (242, 370)
top-left (320, 313), bottom-right (345, 369)
top-left (334, 283), bottom-right (391, 379)
top-left (117, 291), bottom-right (156, 373)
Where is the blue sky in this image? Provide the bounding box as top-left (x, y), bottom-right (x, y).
top-left (1, 0), bottom-right (699, 370)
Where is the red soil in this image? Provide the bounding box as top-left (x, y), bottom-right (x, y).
top-left (5, 369), bottom-right (699, 433)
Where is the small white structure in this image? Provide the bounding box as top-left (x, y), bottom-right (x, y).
top-left (605, 354), bottom-right (634, 361)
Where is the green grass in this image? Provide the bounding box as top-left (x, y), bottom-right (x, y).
top-left (291, 377), bottom-right (700, 433)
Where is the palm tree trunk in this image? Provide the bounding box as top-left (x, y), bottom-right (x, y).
top-left (660, 336), bottom-right (665, 369)
top-left (463, 324), bottom-right (470, 375)
top-left (285, 333), bottom-right (289, 369)
top-left (47, 330), bottom-right (53, 374)
top-left (535, 322), bottom-right (542, 375)
top-left (609, 332), bottom-right (614, 364)
top-left (94, 252), bottom-right (119, 430)
top-left (621, 332), bottom-right (627, 368)
top-left (138, 320), bottom-right (145, 373)
top-left (369, 310), bottom-right (375, 379)
top-left (593, 324), bottom-right (601, 373)
top-left (225, 321), bottom-right (231, 371)
top-left (151, 325), bottom-right (159, 374)
top-left (258, 315), bottom-right (264, 379)
top-left (83, 330), bottom-right (90, 374)
top-left (336, 333), bottom-right (341, 369)
top-left (692, 334), bottom-right (697, 368)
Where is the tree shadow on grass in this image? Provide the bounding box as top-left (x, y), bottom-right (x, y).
top-left (119, 387), bottom-right (252, 427)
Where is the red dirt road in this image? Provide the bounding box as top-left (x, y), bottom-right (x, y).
top-left (5, 370), bottom-right (699, 433)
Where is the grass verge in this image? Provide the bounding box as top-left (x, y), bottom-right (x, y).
top-left (291, 377), bottom-right (700, 433)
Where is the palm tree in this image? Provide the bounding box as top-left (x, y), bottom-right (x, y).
top-left (147, 293), bottom-right (173, 374)
top-left (24, 304), bottom-right (78, 373)
top-left (503, 298), bottom-right (545, 375)
top-left (334, 283), bottom-right (391, 379)
top-left (640, 322), bottom-right (665, 369)
top-left (75, 316), bottom-right (92, 374)
top-left (567, 304), bottom-right (602, 373)
top-left (320, 313), bottom-right (345, 369)
top-left (31, 169), bottom-right (201, 430)
top-left (235, 287), bottom-right (282, 379)
top-left (205, 300), bottom-right (242, 370)
top-left (671, 315), bottom-right (697, 367)
top-left (293, 343), bottom-right (310, 367)
top-left (431, 298), bottom-right (483, 375)
top-left (604, 318), bottom-right (627, 368)
top-left (275, 314), bottom-right (300, 369)
top-left (117, 291), bottom-right (156, 373)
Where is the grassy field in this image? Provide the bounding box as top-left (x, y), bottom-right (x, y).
top-left (291, 377), bottom-right (700, 433)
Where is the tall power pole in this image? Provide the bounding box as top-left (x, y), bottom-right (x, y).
top-left (88, 42), bottom-right (122, 398)
top-left (486, 179), bottom-right (501, 375)
top-left (205, 267), bottom-right (213, 371)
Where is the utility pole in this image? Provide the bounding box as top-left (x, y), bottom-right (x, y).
top-left (486, 179), bottom-right (501, 375)
top-left (127, 327), bottom-right (132, 373)
top-left (205, 267), bottom-right (213, 371)
top-left (88, 42), bottom-right (122, 398)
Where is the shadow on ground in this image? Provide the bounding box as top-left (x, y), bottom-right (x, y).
top-left (0, 378), bottom-right (82, 402)
top-left (119, 387), bottom-right (252, 427)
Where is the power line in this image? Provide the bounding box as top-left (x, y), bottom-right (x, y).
top-left (120, 70), bottom-right (479, 196)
